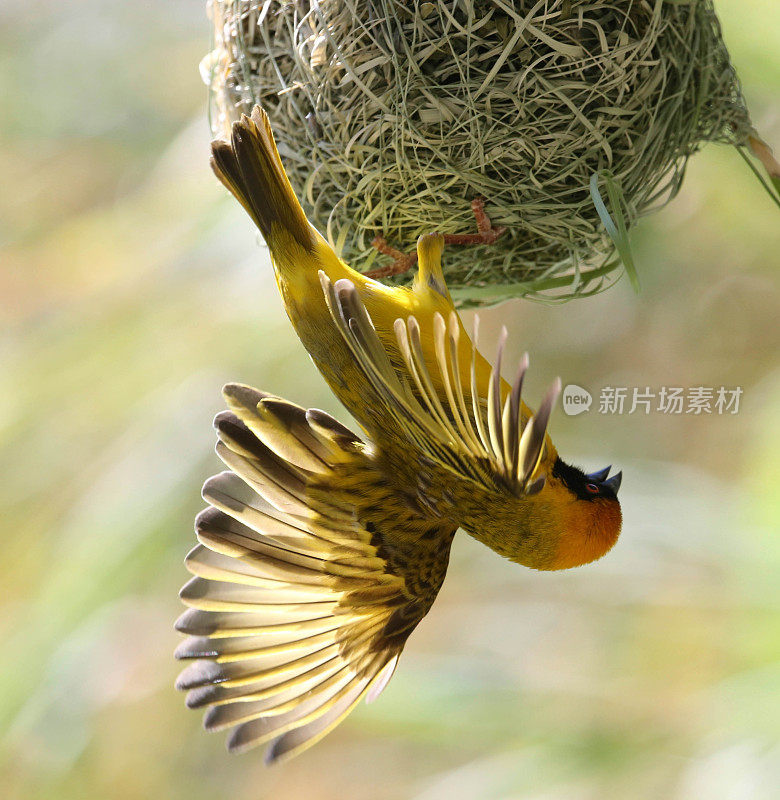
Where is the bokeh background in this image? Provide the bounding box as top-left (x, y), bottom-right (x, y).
top-left (1, 1), bottom-right (779, 798)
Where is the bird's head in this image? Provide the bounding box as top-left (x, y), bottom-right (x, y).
top-left (532, 459), bottom-right (623, 570)
top-left (455, 452), bottom-right (623, 572)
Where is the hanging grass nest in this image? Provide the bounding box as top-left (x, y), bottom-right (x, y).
top-left (203, 0), bottom-right (779, 306)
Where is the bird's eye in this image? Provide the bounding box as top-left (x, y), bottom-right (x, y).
top-left (586, 483), bottom-right (599, 494)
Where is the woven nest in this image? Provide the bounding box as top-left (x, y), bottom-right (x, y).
top-left (203, 0), bottom-right (768, 306)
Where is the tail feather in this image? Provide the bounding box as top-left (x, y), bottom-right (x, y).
top-left (211, 106), bottom-right (314, 253)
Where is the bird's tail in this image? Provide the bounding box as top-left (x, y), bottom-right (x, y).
top-left (210, 106), bottom-right (315, 255)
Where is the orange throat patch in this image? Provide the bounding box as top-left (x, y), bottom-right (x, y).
top-left (551, 498), bottom-right (623, 570)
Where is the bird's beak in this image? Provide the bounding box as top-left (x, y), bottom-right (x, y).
top-left (602, 471), bottom-right (622, 496)
top-left (586, 465), bottom-right (611, 482)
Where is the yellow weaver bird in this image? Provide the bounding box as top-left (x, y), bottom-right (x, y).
top-left (175, 107), bottom-right (623, 764)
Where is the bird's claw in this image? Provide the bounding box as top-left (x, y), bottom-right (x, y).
top-left (441, 198), bottom-right (506, 246)
top-left (365, 236), bottom-right (419, 279)
top-left (364, 197), bottom-right (506, 280)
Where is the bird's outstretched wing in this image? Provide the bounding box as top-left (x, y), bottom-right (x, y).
top-left (320, 273), bottom-right (561, 498)
top-left (175, 384), bottom-right (455, 763)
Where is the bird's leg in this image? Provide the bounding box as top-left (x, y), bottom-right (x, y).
top-left (442, 198), bottom-right (507, 246)
top-left (364, 198), bottom-right (506, 279)
top-left (365, 236), bottom-right (418, 279)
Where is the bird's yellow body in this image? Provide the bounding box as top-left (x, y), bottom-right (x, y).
top-left (268, 216), bottom-right (504, 436)
top-left (176, 107), bottom-right (622, 763)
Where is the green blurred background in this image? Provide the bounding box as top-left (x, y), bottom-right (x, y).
top-left (1, 1), bottom-right (779, 798)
